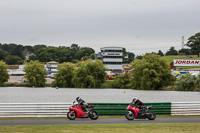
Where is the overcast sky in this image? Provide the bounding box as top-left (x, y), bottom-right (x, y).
top-left (0, 0), bottom-right (200, 55)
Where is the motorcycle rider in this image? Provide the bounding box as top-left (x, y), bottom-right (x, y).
top-left (76, 97), bottom-right (89, 113)
top-left (132, 97), bottom-right (145, 115)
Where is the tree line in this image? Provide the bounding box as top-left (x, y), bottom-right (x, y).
top-left (0, 43), bottom-right (96, 64)
top-left (0, 43), bottom-right (136, 64)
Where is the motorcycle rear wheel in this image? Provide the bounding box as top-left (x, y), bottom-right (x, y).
top-left (67, 112), bottom-right (76, 120)
top-left (125, 111), bottom-right (135, 120)
top-left (146, 111), bottom-right (156, 120)
top-left (89, 110), bottom-right (99, 120)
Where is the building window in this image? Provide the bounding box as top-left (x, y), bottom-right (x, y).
top-left (103, 62), bottom-right (122, 65)
top-left (103, 56), bottom-right (122, 58)
top-left (104, 50), bottom-right (122, 52)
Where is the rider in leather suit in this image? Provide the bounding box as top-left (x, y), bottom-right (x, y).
top-left (76, 97), bottom-right (89, 113)
top-left (132, 97), bottom-right (145, 115)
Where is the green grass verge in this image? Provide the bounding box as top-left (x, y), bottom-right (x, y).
top-left (100, 80), bottom-right (114, 88)
top-left (0, 123), bottom-right (200, 133)
top-left (0, 83), bottom-right (52, 87)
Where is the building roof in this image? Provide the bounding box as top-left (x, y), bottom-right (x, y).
top-left (181, 68), bottom-right (200, 71)
top-left (47, 61), bottom-right (59, 64)
top-left (100, 47), bottom-right (123, 50)
top-left (8, 65), bottom-right (19, 69)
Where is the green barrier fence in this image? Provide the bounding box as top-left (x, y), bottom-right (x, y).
top-left (88, 102), bottom-right (171, 116)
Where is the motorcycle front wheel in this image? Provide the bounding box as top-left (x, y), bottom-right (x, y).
top-left (89, 110), bottom-right (99, 120)
top-left (125, 111), bottom-right (135, 120)
top-left (146, 111), bottom-right (156, 120)
top-left (67, 111), bottom-right (76, 120)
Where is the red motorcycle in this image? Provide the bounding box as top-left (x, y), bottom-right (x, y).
top-left (125, 102), bottom-right (156, 120)
top-left (67, 101), bottom-right (99, 120)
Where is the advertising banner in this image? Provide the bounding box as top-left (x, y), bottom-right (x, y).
top-left (173, 59), bottom-right (200, 66)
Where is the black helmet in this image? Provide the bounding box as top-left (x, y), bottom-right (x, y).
top-left (76, 97), bottom-right (81, 102)
top-left (132, 97), bottom-right (137, 103)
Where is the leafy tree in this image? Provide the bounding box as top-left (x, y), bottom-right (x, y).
top-left (5, 55), bottom-right (23, 65)
top-left (24, 46), bottom-right (35, 53)
top-left (122, 48), bottom-right (127, 61)
top-left (128, 52), bottom-right (135, 58)
top-left (178, 48), bottom-right (192, 55)
top-left (70, 44), bottom-right (80, 60)
top-left (0, 61), bottom-right (9, 85)
top-left (70, 44), bottom-right (80, 53)
top-left (173, 74), bottom-right (196, 91)
top-left (75, 47), bottom-right (95, 60)
top-left (0, 43), bottom-right (33, 60)
top-left (165, 46), bottom-right (178, 55)
top-left (136, 55), bottom-right (143, 59)
top-left (124, 52), bottom-right (135, 63)
top-left (195, 74), bottom-right (200, 90)
top-left (131, 53), bottom-right (176, 90)
top-left (36, 47), bottom-right (53, 62)
top-left (28, 55), bottom-right (36, 61)
top-left (113, 72), bottom-right (132, 88)
top-left (90, 53), bottom-right (96, 60)
top-left (10, 44), bottom-right (25, 59)
top-left (52, 62), bottom-right (75, 88)
top-left (35, 46), bottom-right (73, 63)
top-left (157, 50), bottom-right (164, 56)
top-left (1, 43), bottom-right (11, 52)
top-left (0, 49), bottom-right (6, 61)
top-left (23, 60), bottom-right (47, 87)
top-left (72, 59), bottom-right (108, 88)
top-left (185, 32), bottom-right (200, 57)
top-left (56, 47), bottom-right (73, 63)
top-left (33, 44), bottom-right (47, 52)
top-left (23, 46), bottom-right (35, 60)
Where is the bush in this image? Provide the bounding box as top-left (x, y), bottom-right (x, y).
top-left (113, 73), bottom-right (132, 88)
top-left (131, 53), bottom-right (176, 90)
top-left (173, 74), bottom-right (196, 91)
top-left (72, 59), bottom-right (107, 88)
top-left (100, 81), bottom-right (115, 88)
top-left (23, 60), bottom-right (47, 87)
top-left (0, 60), bottom-right (9, 85)
top-left (52, 62), bottom-right (75, 88)
top-left (195, 74), bottom-right (200, 90)
top-left (0, 83), bottom-right (28, 87)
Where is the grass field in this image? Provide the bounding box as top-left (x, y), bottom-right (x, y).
top-left (162, 55), bottom-right (200, 65)
top-left (0, 123), bottom-right (200, 133)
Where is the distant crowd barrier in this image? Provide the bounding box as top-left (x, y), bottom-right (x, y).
top-left (0, 102), bottom-right (199, 117)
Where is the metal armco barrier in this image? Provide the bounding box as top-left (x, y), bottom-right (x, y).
top-left (0, 102), bottom-right (171, 117)
top-left (90, 102), bottom-right (171, 116)
top-left (1, 102), bottom-right (199, 117)
top-left (0, 103), bottom-right (71, 117)
top-left (171, 102), bottom-right (200, 116)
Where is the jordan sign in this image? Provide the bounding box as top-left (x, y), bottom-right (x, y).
top-left (173, 59), bottom-right (200, 66)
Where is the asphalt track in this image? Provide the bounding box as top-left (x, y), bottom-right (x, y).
top-left (0, 117), bottom-right (200, 125)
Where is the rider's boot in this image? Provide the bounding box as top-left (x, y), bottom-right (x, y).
top-left (85, 108), bottom-right (89, 113)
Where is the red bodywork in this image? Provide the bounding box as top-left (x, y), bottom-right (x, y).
top-left (126, 104), bottom-right (141, 118)
top-left (69, 104), bottom-right (93, 118)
